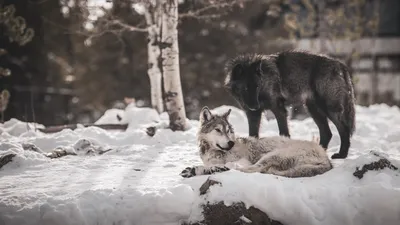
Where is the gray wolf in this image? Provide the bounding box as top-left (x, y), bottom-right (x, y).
top-left (180, 106), bottom-right (332, 178)
top-left (224, 50), bottom-right (356, 159)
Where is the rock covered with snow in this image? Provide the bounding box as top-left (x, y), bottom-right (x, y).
top-left (94, 103), bottom-right (161, 130)
top-left (93, 108), bottom-right (125, 124)
top-left (184, 152), bottom-right (400, 225)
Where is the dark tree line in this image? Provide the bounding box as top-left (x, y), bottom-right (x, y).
top-left (0, 0), bottom-right (395, 125)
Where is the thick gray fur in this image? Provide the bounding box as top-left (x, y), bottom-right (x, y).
top-left (180, 106), bottom-right (333, 178)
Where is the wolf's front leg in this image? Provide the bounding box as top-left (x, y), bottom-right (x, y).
top-left (180, 165), bottom-right (230, 178)
top-left (245, 109), bottom-right (262, 138)
top-left (271, 101), bottom-right (290, 138)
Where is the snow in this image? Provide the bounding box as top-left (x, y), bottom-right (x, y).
top-left (86, 0), bottom-right (112, 21)
top-left (188, 155), bottom-right (400, 225)
top-left (132, 3), bottom-right (147, 15)
top-left (1, 104), bottom-right (400, 225)
top-left (94, 103), bottom-right (161, 129)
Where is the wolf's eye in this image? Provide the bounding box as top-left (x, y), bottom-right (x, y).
top-left (215, 128), bottom-right (222, 133)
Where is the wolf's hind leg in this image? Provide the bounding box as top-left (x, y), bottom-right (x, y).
top-left (326, 105), bottom-right (352, 159)
top-left (306, 101), bottom-right (332, 149)
top-left (237, 154), bottom-right (294, 174)
top-left (236, 164), bottom-right (263, 173)
top-left (257, 154), bottom-right (295, 172)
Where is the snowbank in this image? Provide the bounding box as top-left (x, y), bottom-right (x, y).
top-left (0, 104), bottom-right (400, 225)
top-left (0, 118), bottom-right (45, 137)
top-left (94, 103), bottom-right (161, 130)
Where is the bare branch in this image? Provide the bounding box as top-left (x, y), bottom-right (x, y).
top-left (109, 19), bottom-right (148, 32)
top-left (179, 0), bottom-right (247, 20)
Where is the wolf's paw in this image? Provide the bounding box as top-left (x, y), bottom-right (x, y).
top-left (331, 153), bottom-right (347, 159)
top-left (180, 167), bottom-right (196, 178)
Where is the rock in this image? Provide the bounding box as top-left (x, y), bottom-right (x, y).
top-left (22, 143), bottom-right (43, 153)
top-left (199, 177), bottom-right (221, 195)
top-left (146, 126), bottom-right (157, 137)
top-left (46, 148), bottom-right (77, 159)
top-left (353, 157), bottom-right (398, 179)
top-left (0, 153), bottom-right (16, 169)
top-left (184, 177), bottom-right (284, 225)
top-left (73, 139), bottom-right (112, 155)
top-left (189, 202), bottom-right (284, 225)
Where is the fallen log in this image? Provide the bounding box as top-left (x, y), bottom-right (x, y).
top-left (38, 123), bottom-right (128, 133)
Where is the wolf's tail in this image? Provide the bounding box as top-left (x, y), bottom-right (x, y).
top-left (341, 63), bottom-right (356, 136)
top-left (269, 162), bottom-right (333, 178)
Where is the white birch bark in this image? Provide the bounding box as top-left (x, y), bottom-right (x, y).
top-left (160, 0), bottom-right (188, 131)
top-left (144, 3), bottom-right (164, 113)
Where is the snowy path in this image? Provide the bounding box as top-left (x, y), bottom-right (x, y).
top-left (1, 104), bottom-right (400, 225)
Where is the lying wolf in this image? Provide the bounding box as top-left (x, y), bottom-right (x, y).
top-left (224, 51), bottom-right (356, 159)
top-left (180, 106), bottom-right (332, 178)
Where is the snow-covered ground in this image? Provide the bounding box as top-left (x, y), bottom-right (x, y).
top-left (1, 103), bottom-right (400, 225)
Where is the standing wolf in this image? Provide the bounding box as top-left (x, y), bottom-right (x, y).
top-left (224, 50), bottom-right (356, 159)
top-left (180, 106), bottom-right (332, 178)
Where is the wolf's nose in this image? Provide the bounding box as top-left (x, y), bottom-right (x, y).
top-left (228, 141), bottom-right (235, 148)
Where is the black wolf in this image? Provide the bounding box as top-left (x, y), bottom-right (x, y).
top-left (224, 50), bottom-right (356, 159)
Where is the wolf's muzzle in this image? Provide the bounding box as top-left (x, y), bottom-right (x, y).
top-left (217, 141), bottom-right (235, 151)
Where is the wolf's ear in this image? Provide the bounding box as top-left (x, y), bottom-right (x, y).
top-left (222, 109), bottom-right (232, 120)
top-left (200, 106), bottom-right (213, 123)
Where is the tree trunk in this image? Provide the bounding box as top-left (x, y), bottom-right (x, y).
top-left (160, 0), bottom-right (188, 131)
top-left (370, 55), bottom-right (378, 104)
top-left (317, 0), bottom-right (329, 53)
top-left (144, 4), bottom-right (164, 114)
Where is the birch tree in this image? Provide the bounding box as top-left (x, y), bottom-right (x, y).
top-left (135, 0), bottom-right (244, 130)
top-left (160, 0), bottom-right (188, 131)
top-left (89, 0), bottom-right (244, 130)
top-left (142, 2), bottom-right (164, 113)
